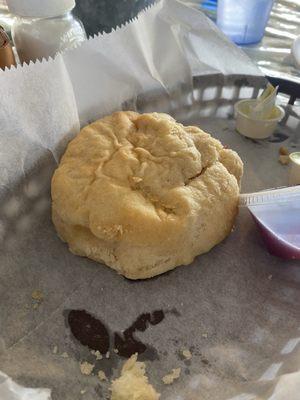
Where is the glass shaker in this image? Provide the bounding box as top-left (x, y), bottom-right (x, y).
top-left (6, 0), bottom-right (87, 64)
top-left (0, 25), bottom-right (16, 69)
top-left (0, 0), bottom-right (14, 38)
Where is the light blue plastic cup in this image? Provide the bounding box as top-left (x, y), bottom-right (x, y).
top-left (217, 0), bottom-right (274, 45)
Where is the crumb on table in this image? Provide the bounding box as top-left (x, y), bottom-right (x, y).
top-left (80, 361), bottom-right (94, 375)
top-left (110, 354), bottom-right (159, 400)
top-left (181, 349), bottom-right (192, 360)
top-left (162, 368), bottom-right (181, 385)
top-left (279, 146), bottom-right (289, 156)
top-left (31, 290), bottom-right (43, 302)
top-left (98, 370), bottom-right (108, 381)
top-left (278, 155), bottom-right (290, 165)
top-left (91, 350), bottom-right (103, 360)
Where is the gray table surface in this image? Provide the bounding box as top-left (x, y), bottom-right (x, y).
top-left (193, 0), bottom-right (300, 83)
top-left (241, 0), bottom-right (300, 83)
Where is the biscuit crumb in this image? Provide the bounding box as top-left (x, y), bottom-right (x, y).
top-left (53, 345), bottom-right (58, 354)
top-left (279, 146), bottom-right (289, 156)
top-left (80, 361), bottom-right (94, 375)
top-left (110, 354), bottom-right (159, 400)
top-left (268, 274), bottom-right (273, 280)
top-left (91, 350), bottom-right (103, 360)
top-left (61, 352), bottom-right (69, 358)
top-left (278, 155), bottom-right (289, 165)
top-left (202, 333), bottom-right (208, 338)
top-left (106, 351), bottom-right (110, 359)
top-left (162, 368), bottom-right (181, 385)
top-left (33, 303), bottom-right (39, 309)
top-left (98, 370), bottom-right (107, 381)
top-left (31, 290), bottom-right (43, 301)
top-left (181, 349), bottom-right (192, 360)
top-left (80, 389), bottom-right (86, 395)
top-left (113, 348), bottom-right (119, 354)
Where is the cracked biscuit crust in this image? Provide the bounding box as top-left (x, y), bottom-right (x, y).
top-left (51, 111), bottom-right (243, 279)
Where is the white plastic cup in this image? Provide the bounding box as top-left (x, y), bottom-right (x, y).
top-left (217, 0), bottom-right (274, 45)
top-left (289, 152), bottom-right (300, 186)
top-left (234, 99), bottom-right (285, 139)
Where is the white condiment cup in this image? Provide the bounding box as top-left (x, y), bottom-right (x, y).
top-left (289, 152), bottom-right (300, 186)
top-left (234, 99), bottom-right (285, 139)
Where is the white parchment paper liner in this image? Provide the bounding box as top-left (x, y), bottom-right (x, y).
top-left (0, 1), bottom-right (299, 399)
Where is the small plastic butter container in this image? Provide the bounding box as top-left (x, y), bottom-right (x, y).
top-left (234, 99), bottom-right (285, 139)
top-left (239, 186), bottom-right (300, 260)
top-left (289, 152), bottom-right (300, 186)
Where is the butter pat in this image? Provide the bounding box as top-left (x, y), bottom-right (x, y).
top-left (234, 99), bottom-right (284, 139)
top-left (289, 152), bottom-right (300, 186)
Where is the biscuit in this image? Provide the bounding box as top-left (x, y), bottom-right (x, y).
top-left (51, 112), bottom-right (243, 279)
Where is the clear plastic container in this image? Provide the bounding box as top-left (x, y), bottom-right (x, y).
top-left (217, 0), bottom-right (274, 45)
top-left (234, 99), bottom-right (284, 139)
top-left (6, 0), bottom-right (87, 64)
top-left (240, 186), bottom-right (300, 260)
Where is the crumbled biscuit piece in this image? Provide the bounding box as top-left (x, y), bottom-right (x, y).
top-left (279, 146), bottom-right (289, 156)
top-left (61, 352), bottom-right (69, 358)
top-left (113, 348), bottom-right (119, 354)
top-left (181, 349), bottom-right (192, 360)
top-left (162, 368), bottom-right (181, 385)
top-left (278, 155), bottom-right (290, 165)
top-left (106, 351), bottom-right (110, 359)
top-left (53, 345), bottom-right (58, 354)
top-left (31, 290), bottom-right (43, 301)
top-left (268, 274), bottom-right (273, 280)
top-left (91, 350), bottom-right (103, 360)
top-left (80, 361), bottom-right (94, 375)
top-left (110, 354), bottom-right (160, 400)
top-left (202, 333), bottom-right (208, 338)
top-left (80, 389), bottom-right (86, 395)
top-left (33, 303), bottom-right (39, 309)
top-left (98, 370), bottom-right (108, 381)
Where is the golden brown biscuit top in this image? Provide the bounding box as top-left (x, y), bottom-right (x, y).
top-left (52, 111), bottom-right (243, 247)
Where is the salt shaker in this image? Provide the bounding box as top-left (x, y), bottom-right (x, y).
top-left (0, 25), bottom-right (16, 69)
top-left (0, 0), bottom-right (13, 38)
top-left (6, 0), bottom-right (87, 64)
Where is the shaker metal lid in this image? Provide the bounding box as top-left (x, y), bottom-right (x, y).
top-left (6, 0), bottom-right (76, 18)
